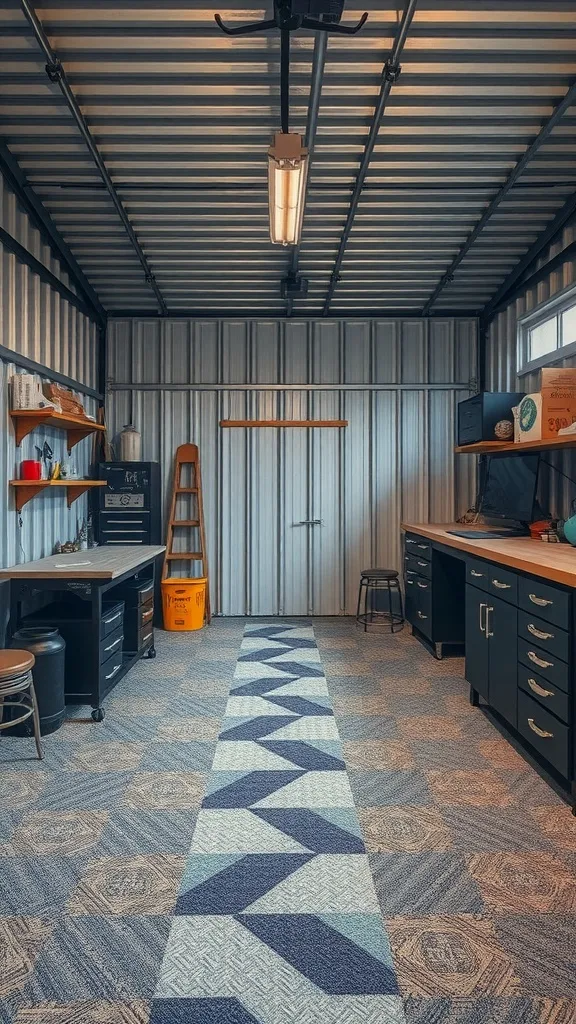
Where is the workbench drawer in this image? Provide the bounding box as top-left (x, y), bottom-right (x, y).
top-left (517, 690), bottom-right (569, 778)
top-left (517, 610), bottom-right (569, 663)
top-left (518, 665), bottom-right (569, 725)
top-left (518, 577), bottom-right (570, 631)
top-left (101, 601), bottom-right (125, 639)
top-left (518, 639), bottom-right (569, 694)
top-left (405, 536), bottom-right (431, 561)
top-left (123, 599), bottom-right (154, 652)
top-left (467, 559), bottom-right (517, 603)
top-left (100, 624), bottom-right (124, 664)
top-left (100, 646), bottom-right (124, 694)
top-left (405, 554), bottom-right (432, 579)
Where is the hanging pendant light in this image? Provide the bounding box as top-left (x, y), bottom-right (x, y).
top-left (268, 132), bottom-right (308, 246)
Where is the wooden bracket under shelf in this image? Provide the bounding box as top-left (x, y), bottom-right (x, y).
top-left (10, 480), bottom-right (106, 512)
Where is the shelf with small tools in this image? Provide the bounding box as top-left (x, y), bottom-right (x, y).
top-left (9, 479), bottom-right (106, 513)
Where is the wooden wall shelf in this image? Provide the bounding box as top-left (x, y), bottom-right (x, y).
top-left (220, 419), bottom-right (348, 428)
top-left (454, 436), bottom-right (576, 455)
top-left (10, 479), bottom-right (106, 512)
top-left (10, 409), bottom-right (105, 452)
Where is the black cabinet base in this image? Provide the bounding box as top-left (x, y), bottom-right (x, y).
top-left (411, 625), bottom-right (464, 660)
top-left (470, 685), bottom-right (480, 707)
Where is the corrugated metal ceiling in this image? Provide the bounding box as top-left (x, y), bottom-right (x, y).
top-left (0, 0), bottom-right (575, 317)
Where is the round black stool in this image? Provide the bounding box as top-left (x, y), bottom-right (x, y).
top-left (356, 569), bottom-right (404, 633)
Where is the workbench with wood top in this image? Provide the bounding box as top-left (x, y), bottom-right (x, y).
top-left (402, 522), bottom-right (576, 811)
top-left (1, 545), bottom-right (165, 721)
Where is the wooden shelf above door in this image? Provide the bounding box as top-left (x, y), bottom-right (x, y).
top-left (10, 409), bottom-right (105, 452)
top-left (10, 479), bottom-right (106, 512)
top-left (220, 420), bottom-right (348, 428)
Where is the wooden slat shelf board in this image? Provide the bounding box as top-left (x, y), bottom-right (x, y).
top-left (10, 479), bottom-right (106, 512)
top-left (455, 436), bottom-right (576, 455)
top-left (0, 545), bottom-right (166, 580)
top-left (10, 409), bottom-right (106, 451)
top-left (220, 419), bottom-right (348, 428)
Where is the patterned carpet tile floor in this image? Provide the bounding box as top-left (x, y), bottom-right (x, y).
top-left (0, 618), bottom-right (575, 1023)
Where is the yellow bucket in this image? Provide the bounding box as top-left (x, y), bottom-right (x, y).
top-left (162, 577), bottom-right (207, 631)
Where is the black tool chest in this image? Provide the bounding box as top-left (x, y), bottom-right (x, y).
top-left (97, 462), bottom-right (161, 546)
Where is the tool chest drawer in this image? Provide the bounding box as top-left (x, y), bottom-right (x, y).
top-left (517, 690), bottom-right (569, 778)
top-left (100, 601), bottom-right (125, 639)
top-left (404, 535), bottom-right (431, 561)
top-left (517, 639), bottom-right (569, 694)
top-left (518, 577), bottom-right (570, 631)
top-left (114, 577), bottom-right (155, 608)
top-left (99, 646), bottom-right (124, 695)
top-left (518, 664), bottom-right (569, 725)
top-left (517, 610), bottom-right (569, 663)
top-left (406, 583), bottom-right (432, 639)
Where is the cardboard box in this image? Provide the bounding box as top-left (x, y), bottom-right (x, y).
top-left (516, 368), bottom-right (576, 442)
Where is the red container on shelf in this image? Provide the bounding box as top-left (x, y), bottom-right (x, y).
top-left (20, 460), bottom-right (42, 480)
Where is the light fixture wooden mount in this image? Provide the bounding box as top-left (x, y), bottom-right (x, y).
top-left (220, 420), bottom-right (348, 428)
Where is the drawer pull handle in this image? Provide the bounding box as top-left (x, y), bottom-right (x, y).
top-left (417, 610), bottom-right (428, 620)
top-left (103, 611), bottom-right (122, 626)
top-left (103, 635), bottom-right (123, 653)
top-left (417, 561), bottom-right (427, 567)
top-left (142, 607), bottom-right (154, 622)
top-left (527, 623), bottom-right (553, 641)
top-left (406, 579), bottom-right (414, 585)
top-left (529, 593), bottom-right (552, 607)
top-left (142, 631), bottom-right (153, 643)
top-left (470, 570), bottom-right (483, 578)
top-left (417, 544), bottom-right (428, 550)
top-left (417, 581), bottom-right (428, 589)
top-left (527, 677), bottom-right (554, 698)
top-left (139, 582), bottom-right (154, 595)
top-left (527, 717), bottom-right (553, 739)
top-left (527, 650), bottom-right (553, 669)
top-left (105, 663), bottom-right (122, 681)
top-left (406, 539), bottom-right (416, 545)
top-left (492, 579), bottom-right (511, 589)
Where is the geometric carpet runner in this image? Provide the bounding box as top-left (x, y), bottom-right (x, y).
top-left (150, 622), bottom-right (406, 1023)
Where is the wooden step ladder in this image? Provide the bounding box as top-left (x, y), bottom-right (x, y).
top-left (162, 443), bottom-right (211, 623)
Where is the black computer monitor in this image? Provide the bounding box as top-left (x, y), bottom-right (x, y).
top-left (479, 453), bottom-right (539, 523)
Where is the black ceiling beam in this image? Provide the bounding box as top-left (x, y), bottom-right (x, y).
top-left (19, 0), bottom-right (168, 317)
top-left (108, 309), bottom-right (478, 321)
top-left (321, 0), bottom-right (419, 317)
top-left (422, 77), bottom-right (576, 315)
top-left (481, 191), bottom-right (576, 323)
top-left (482, 239), bottom-right (576, 324)
top-left (286, 28), bottom-right (328, 317)
top-left (0, 140), bottom-right (106, 325)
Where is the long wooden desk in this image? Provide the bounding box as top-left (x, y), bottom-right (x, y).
top-left (1, 546), bottom-right (165, 721)
top-left (402, 523), bottom-right (576, 812)
top-left (402, 523), bottom-right (576, 588)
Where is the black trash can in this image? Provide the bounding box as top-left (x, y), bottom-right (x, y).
top-left (9, 627), bottom-right (66, 735)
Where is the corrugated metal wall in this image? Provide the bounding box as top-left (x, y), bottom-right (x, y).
top-left (486, 220), bottom-right (576, 518)
top-left (107, 317), bottom-right (477, 615)
top-left (0, 169), bottom-right (100, 569)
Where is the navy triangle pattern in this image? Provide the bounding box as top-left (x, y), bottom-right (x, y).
top-left (152, 621), bottom-right (404, 1022)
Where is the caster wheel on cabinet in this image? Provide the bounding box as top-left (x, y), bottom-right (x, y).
top-left (91, 707), bottom-right (105, 723)
top-left (146, 647), bottom-right (157, 659)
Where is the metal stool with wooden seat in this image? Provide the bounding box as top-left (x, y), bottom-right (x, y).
top-left (0, 650), bottom-right (43, 759)
top-left (356, 569), bottom-right (404, 634)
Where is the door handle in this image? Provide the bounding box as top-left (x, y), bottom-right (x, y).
top-left (485, 606), bottom-right (494, 638)
top-left (527, 678), bottom-right (554, 698)
top-left (527, 650), bottom-right (553, 669)
top-left (527, 623), bottom-right (553, 641)
top-left (479, 601), bottom-right (487, 633)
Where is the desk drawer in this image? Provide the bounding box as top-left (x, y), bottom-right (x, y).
top-left (517, 690), bottom-right (569, 778)
top-left (518, 639), bottom-right (569, 694)
top-left (405, 536), bottom-right (431, 561)
top-left (467, 559), bottom-right (517, 603)
top-left (405, 554), bottom-right (432, 579)
top-left (100, 601), bottom-right (124, 639)
top-left (518, 577), bottom-right (570, 631)
top-left (99, 624), bottom-right (124, 664)
top-left (518, 610), bottom-right (569, 663)
top-left (100, 646), bottom-right (124, 694)
top-left (518, 665), bottom-right (569, 725)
